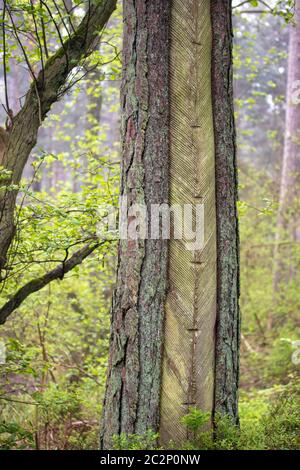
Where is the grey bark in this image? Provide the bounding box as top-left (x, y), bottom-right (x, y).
top-left (100, 0), bottom-right (170, 449)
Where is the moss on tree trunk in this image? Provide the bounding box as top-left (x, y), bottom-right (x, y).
top-left (100, 0), bottom-right (170, 449)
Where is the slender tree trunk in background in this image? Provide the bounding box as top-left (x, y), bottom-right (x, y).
top-left (101, 0), bottom-right (239, 448)
top-left (272, 2), bottom-right (300, 320)
top-left (277, 2), bottom-right (300, 241)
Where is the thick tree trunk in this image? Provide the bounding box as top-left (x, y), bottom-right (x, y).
top-left (211, 0), bottom-right (240, 421)
top-left (273, 1), bottom-right (300, 295)
top-left (100, 0), bottom-right (170, 449)
top-left (0, 0), bottom-right (117, 271)
top-left (101, 0), bottom-right (239, 448)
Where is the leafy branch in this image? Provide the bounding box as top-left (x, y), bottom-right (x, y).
top-left (0, 241), bottom-right (103, 325)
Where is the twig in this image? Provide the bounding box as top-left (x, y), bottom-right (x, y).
top-left (30, 0), bottom-right (45, 85)
top-left (0, 396), bottom-right (38, 405)
top-left (6, 6), bottom-right (37, 85)
top-left (241, 333), bottom-right (255, 353)
top-left (238, 10), bottom-right (271, 14)
top-left (234, 0), bottom-right (273, 11)
top-left (62, 0), bottom-right (76, 33)
top-left (52, 0), bottom-right (72, 39)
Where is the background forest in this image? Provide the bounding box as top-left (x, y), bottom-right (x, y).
top-left (0, 0), bottom-right (299, 450)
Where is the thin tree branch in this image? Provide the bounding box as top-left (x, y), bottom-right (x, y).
top-left (6, 6), bottom-right (37, 84)
top-left (52, 0), bottom-right (72, 39)
top-left (40, 0), bottom-right (70, 71)
top-left (0, 241), bottom-right (102, 325)
top-left (0, 0), bottom-right (117, 272)
top-left (40, 0), bottom-right (49, 59)
top-left (62, 0), bottom-right (76, 34)
top-left (30, 0), bottom-right (45, 84)
top-left (233, 0), bottom-right (273, 10)
top-left (238, 9), bottom-right (271, 13)
top-left (2, 0), bottom-right (10, 115)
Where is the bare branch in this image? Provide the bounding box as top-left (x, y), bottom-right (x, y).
top-left (52, 0), bottom-right (72, 39)
top-left (233, 0), bottom-right (273, 10)
top-left (0, 0), bottom-right (117, 271)
top-left (238, 9), bottom-right (271, 14)
top-left (40, 0), bottom-right (70, 71)
top-left (62, 0), bottom-right (76, 34)
top-left (6, 5), bottom-right (38, 85)
top-left (30, 0), bottom-right (45, 83)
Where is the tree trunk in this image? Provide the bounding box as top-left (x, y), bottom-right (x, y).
top-left (0, 0), bottom-right (117, 271)
top-left (159, 0), bottom-right (217, 444)
top-left (101, 0), bottom-right (239, 449)
top-left (273, 1), bottom-right (300, 296)
top-left (100, 0), bottom-right (170, 448)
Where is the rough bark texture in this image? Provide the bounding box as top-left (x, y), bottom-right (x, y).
top-left (0, 0), bottom-right (117, 270)
top-left (160, 0), bottom-right (217, 445)
top-left (273, 0), bottom-right (300, 293)
top-left (0, 242), bottom-right (100, 325)
top-left (211, 0), bottom-right (240, 422)
top-left (100, 0), bottom-right (170, 449)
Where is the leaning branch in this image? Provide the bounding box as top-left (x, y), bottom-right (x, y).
top-left (0, 242), bottom-right (101, 325)
top-left (0, 0), bottom-right (117, 270)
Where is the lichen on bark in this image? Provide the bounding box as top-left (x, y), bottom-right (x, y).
top-left (0, 0), bottom-right (117, 271)
top-left (101, 0), bottom-right (240, 448)
top-left (100, 0), bottom-right (170, 449)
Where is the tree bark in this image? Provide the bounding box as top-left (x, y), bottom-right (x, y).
top-left (273, 0), bottom-right (300, 294)
top-left (211, 0), bottom-right (240, 422)
top-left (101, 0), bottom-right (239, 448)
top-left (160, 0), bottom-right (217, 444)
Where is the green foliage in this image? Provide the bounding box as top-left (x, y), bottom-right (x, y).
top-left (181, 408), bottom-right (210, 432)
top-left (0, 421), bottom-right (34, 450)
top-left (180, 381), bottom-right (300, 450)
top-left (234, 0), bottom-right (295, 23)
top-left (108, 383), bottom-right (299, 451)
top-left (113, 430), bottom-right (159, 451)
top-left (263, 380), bottom-right (300, 450)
